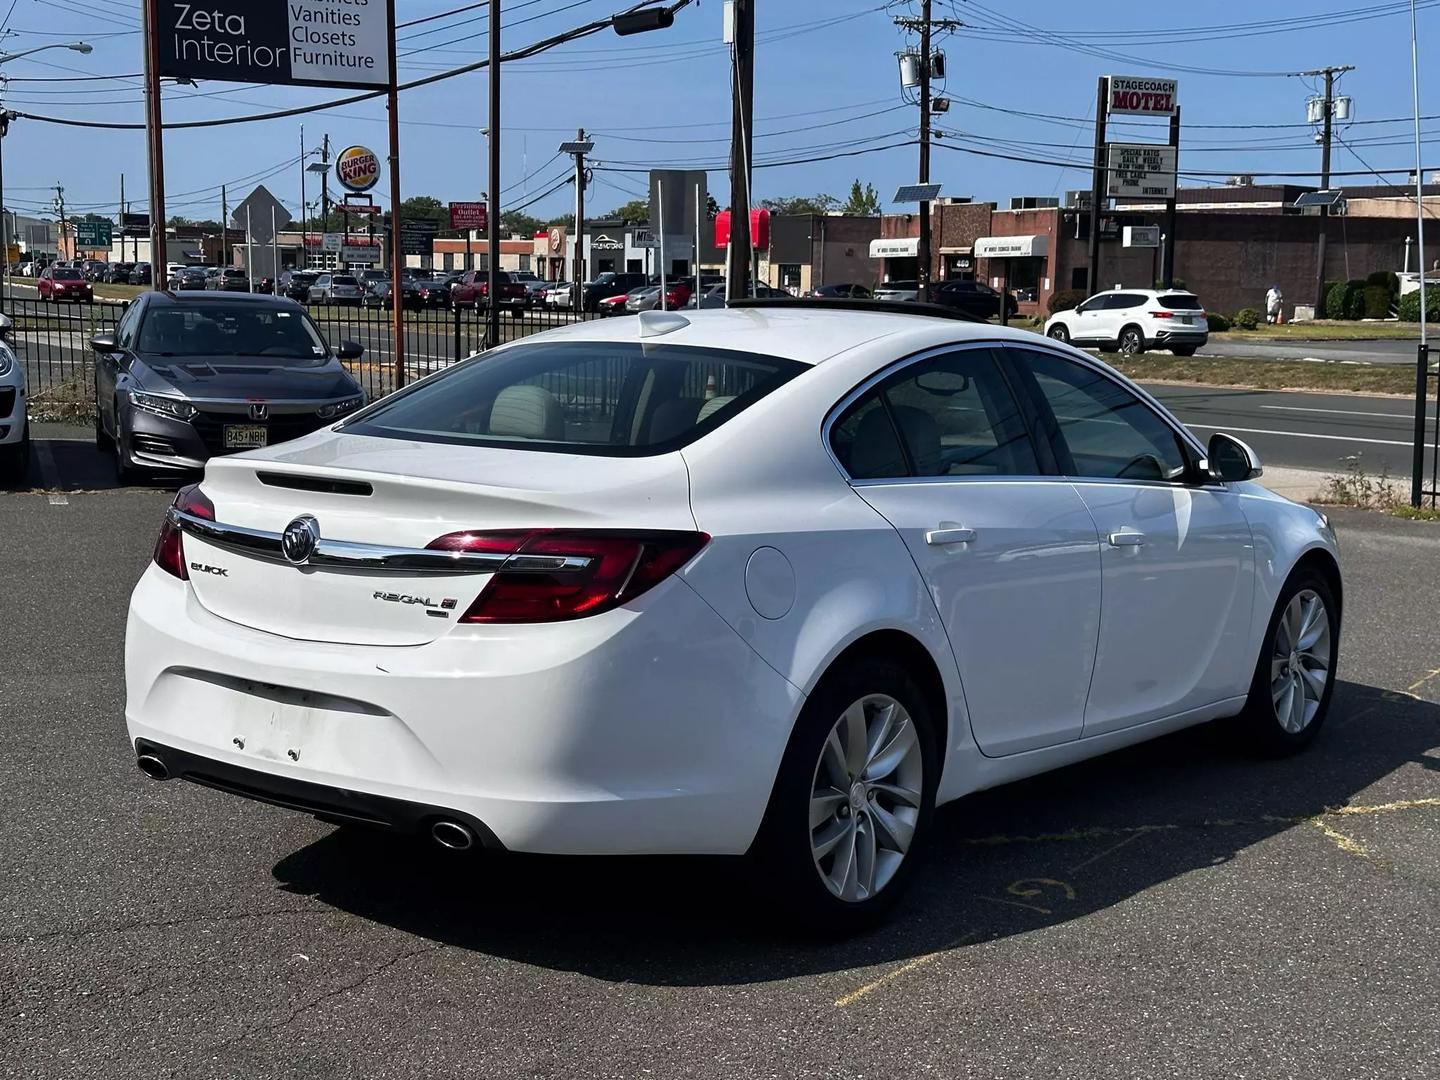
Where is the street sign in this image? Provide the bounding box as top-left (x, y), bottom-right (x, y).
top-left (399, 218), bottom-right (440, 256)
top-left (893, 183), bottom-right (942, 204)
top-left (75, 220), bottom-right (113, 247)
top-left (342, 200), bottom-right (380, 215)
top-left (632, 228), bottom-right (658, 249)
top-left (154, 0), bottom-right (391, 90)
top-left (5, 244), bottom-right (19, 264)
top-left (1105, 143), bottom-right (1178, 200)
top-left (449, 201), bottom-right (487, 230)
top-left (1107, 75), bottom-right (1178, 118)
top-left (230, 185), bottom-right (292, 244)
top-left (1123, 225), bottom-right (1161, 248)
top-left (321, 232), bottom-right (343, 252)
top-left (341, 244), bottom-right (376, 263)
top-left (121, 212), bottom-right (149, 236)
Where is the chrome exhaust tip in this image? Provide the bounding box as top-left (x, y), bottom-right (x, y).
top-left (136, 753), bottom-right (170, 781)
top-left (430, 820), bottom-right (476, 851)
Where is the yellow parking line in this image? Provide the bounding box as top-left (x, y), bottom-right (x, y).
top-left (1309, 817), bottom-right (1371, 858)
top-left (1406, 667), bottom-right (1440, 694)
top-left (1329, 796), bottom-right (1440, 817)
top-left (834, 932), bottom-right (978, 1008)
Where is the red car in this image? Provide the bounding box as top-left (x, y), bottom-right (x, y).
top-left (450, 269), bottom-right (528, 315)
top-left (38, 265), bottom-right (94, 303)
top-left (597, 292), bottom-right (632, 316)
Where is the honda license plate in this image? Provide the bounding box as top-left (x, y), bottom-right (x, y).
top-left (223, 425), bottom-right (268, 449)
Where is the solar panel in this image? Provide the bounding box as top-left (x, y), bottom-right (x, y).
top-left (1294, 189), bottom-right (1345, 209)
top-left (893, 183), bottom-right (942, 204)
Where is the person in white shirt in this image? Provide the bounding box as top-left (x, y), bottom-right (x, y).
top-left (1266, 284), bottom-right (1284, 324)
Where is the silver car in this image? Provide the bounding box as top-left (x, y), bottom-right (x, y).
top-left (309, 273), bottom-right (364, 306)
top-left (624, 285), bottom-right (664, 313)
top-left (872, 279), bottom-right (919, 302)
top-left (544, 282), bottom-right (572, 309)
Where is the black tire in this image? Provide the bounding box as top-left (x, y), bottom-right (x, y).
top-left (1117, 326), bottom-right (1146, 355)
top-left (753, 656), bottom-right (938, 933)
top-left (113, 412), bottom-right (141, 486)
top-left (1047, 324), bottom-right (1070, 344)
top-left (1232, 568), bottom-right (1339, 756)
top-left (0, 418), bottom-right (29, 485)
top-left (1170, 346), bottom-right (1197, 357)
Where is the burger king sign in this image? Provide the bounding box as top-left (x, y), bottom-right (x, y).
top-left (336, 145), bottom-right (381, 193)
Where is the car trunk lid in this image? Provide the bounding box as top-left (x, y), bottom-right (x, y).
top-left (181, 432), bottom-right (695, 646)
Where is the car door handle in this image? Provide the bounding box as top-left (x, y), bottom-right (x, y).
top-left (1107, 530), bottom-right (1147, 548)
top-left (926, 527), bottom-right (975, 546)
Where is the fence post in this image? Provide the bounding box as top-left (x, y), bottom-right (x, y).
top-left (453, 301), bottom-right (462, 364)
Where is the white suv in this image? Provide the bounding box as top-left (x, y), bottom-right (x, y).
top-left (1044, 288), bottom-right (1208, 356)
top-left (0, 317), bottom-right (28, 483)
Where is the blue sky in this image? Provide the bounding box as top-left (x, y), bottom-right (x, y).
top-left (1, 0), bottom-right (1437, 227)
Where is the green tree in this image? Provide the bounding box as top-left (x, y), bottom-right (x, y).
top-left (840, 179), bottom-right (881, 216)
top-left (500, 210), bottom-right (544, 237)
top-left (759, 193), bottom-right (839, 216)
top-left (599, 199), bottom-right (650, 222)
top-left (400, 195), bottom-right (448, 231)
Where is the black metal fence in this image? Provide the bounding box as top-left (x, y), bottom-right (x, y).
top-left (3, 294), bottom-right (601, 419)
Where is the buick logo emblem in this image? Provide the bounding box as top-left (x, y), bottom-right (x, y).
top-left (281, 515), bottom-right (321, 565)
top-left (248, 402), bottom-right (269, 421)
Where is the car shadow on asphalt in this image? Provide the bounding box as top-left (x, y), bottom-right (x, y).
top-left (1, 433), bottom-right (186, 493)
top-left (268, 680), bottom-right (1440, 984)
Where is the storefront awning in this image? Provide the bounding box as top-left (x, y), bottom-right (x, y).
top-left (974, 235), bottom-right (1049, 259)
top-left (869, 237), bottom-right (919, 259)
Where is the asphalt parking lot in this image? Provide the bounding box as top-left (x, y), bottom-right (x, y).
top-left (4, 450), bottom-right (1440, 1079)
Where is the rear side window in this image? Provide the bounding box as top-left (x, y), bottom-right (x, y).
top-left (342, 340), bottom-right (804, 456)
top-left (1106, 293), bottom-right (1148, 309)
top-left (831, 349), bottom-right (1040, 480)
top-left (1157, 293), bottom-right (1202, 309)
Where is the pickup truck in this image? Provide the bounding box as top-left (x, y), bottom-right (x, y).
top-left (450, 269), bottom-right (529, 314)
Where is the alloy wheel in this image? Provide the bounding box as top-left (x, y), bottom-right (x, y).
top-left (1119, 329), bottom-right (1143, 354)
top-left (809, 694), bottom-right (923, 902)
top-left (1270, 589), bottom-right (1332, 734)
top-left (1048, 326), bottom-right (1069, 342)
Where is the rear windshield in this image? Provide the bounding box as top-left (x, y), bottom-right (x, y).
top-left (342, 340), bottom-right (805, 456)
top-left (332, 275), bottom-right (358, 286)
top-left (138, 304), bottom-right (329, 361)
top-left (222, 269), bottom-right (246, 278)
top-left (53, 268), bottom-right (83, 280)
top-left (1158, 293), bottom-right (1202, 310)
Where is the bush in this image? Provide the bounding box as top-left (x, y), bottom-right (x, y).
top-left (1234, 308), bottom-right (1260, 330)
top-left (1325, 279), bottom-right (1367, 320)
top-left (1398, 286), bottom-right (1440, 321)
top-left (1366, 269), bottom-right (1400, 295)
top-left (1362, 285), bottom-right (1392, 320)
top-left (1047, 288), bottom-right (1087, 315)
top-left (1206, 312), bottom-right (1232, 332)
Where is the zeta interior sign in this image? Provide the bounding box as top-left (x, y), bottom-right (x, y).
top-left (156, 0), bottom-right (392, 89)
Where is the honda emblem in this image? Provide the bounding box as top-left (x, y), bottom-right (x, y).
top-left (248, 402), bottom-right (269, 421)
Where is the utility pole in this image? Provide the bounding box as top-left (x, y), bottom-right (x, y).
top-left (52, 183), bottom-right (67, 263)
top-left (119, 173), bottom-right (125, 265)
top-left (1304, 65), bottom-right (1354, 315)
top-left (320, 133), bottom-right (331, 263)
top-left (725, 0), bottom-right (753, 301)
top-left (299, 125), bottom-right (307, 270)
top-left (1088, 76), bottom-right (1108, 293)
top-left (563, 128), bottom-right (592, 317)
top-left (220, 184), bottom-right (228, 266)
top-left (895, 3), bottom-right (961, 303)
top-left (0, 110), bottom-right (10, 290)
top-left (486, 0), bottom-right (501, 349)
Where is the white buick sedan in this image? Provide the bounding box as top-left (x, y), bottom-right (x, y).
top-left (126, 302), bottom-right (1341, 927)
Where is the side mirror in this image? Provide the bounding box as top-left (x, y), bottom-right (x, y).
top-left (90, 331), bottom-right (120, 353)
top-left (336, 340), bottom-right (364, 360)
top-left (1207, 432), bottom-right (1263, 482)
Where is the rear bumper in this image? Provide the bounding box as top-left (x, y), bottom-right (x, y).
top-left (124, 565), bottom-right (803, 855)
top-left (1153, 329), bottom-right (1208, 346)
top-left (134, 737), bottom-right (504, 846)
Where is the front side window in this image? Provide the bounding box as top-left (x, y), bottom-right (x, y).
top-left (830, 349), bottom-right (1040, 480)
top-left (342, 341), bottom-right (804, 456)
top-left (1013, 348), bottom-right (1188, 482)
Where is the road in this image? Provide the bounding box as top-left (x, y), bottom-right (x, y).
top-left (3, 477), bottom-right (1439, 1079)
top-left (1151, 383), bottom-right (1434, 476)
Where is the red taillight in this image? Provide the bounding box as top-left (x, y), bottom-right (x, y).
top-left (427, 529), bottom-right (709, 623)
top-left (152, 484), bottom-right (215, 580)
top-left (1150, 310), bottom-right (1174, 319)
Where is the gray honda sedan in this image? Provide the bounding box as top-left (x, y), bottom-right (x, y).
top-left (92, 292), bottom-right (366, 484)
